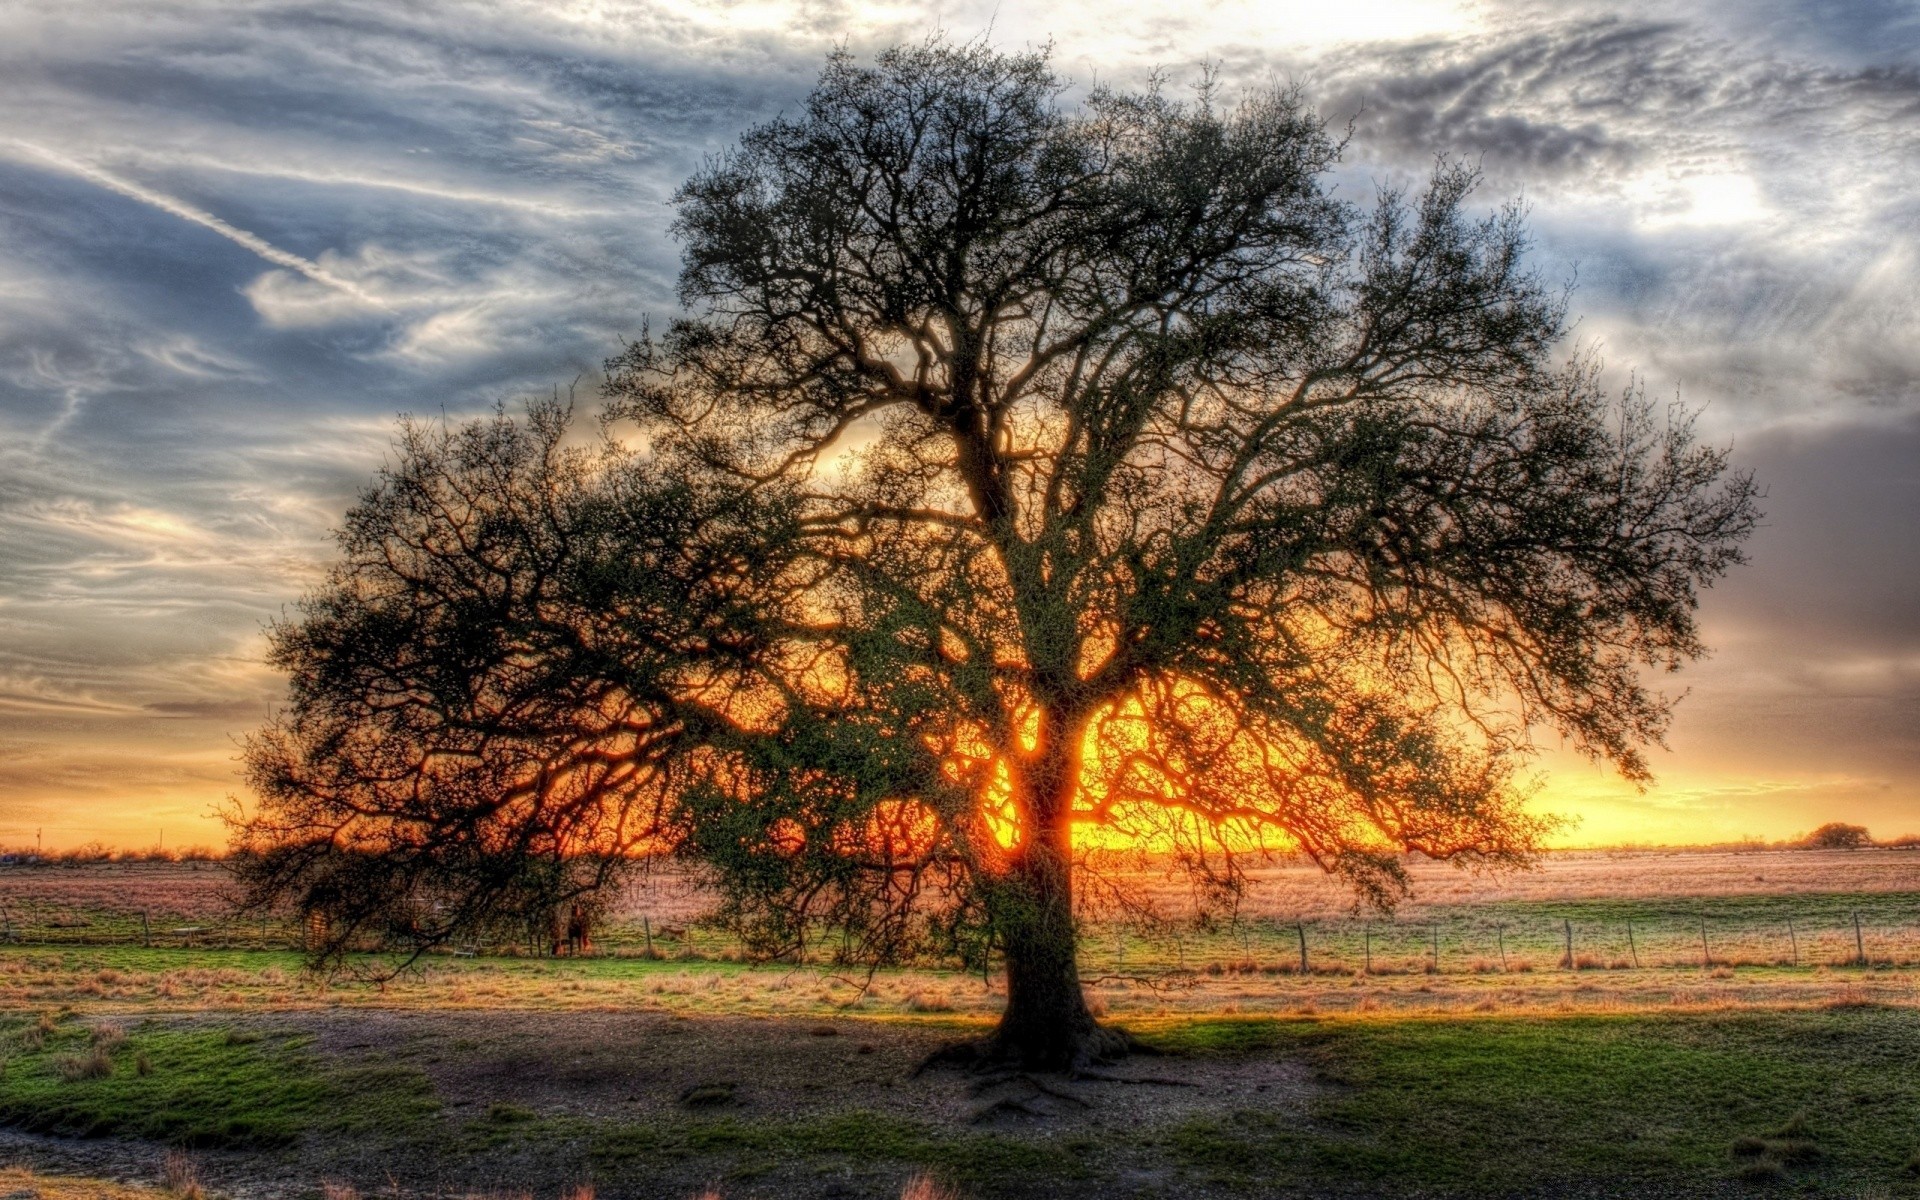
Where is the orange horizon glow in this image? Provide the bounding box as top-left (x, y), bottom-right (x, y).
top-left (6, 721), bottom-right (1915, 856)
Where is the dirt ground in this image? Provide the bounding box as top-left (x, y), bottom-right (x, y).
top-left (0, 1009), bottom-right (1317, 1200)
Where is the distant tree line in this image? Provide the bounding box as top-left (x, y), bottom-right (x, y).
top-left (0, 843), bottom-right (223, 866)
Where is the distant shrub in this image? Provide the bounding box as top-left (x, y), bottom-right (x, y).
top-left (1800, 822), bottom-right (1872, 850)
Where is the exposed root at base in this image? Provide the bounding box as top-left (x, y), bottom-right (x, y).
top-left (912, 1024), bottom-right (1163, 1079)
top-left (911, 1024), bottom-right (1192, 1122)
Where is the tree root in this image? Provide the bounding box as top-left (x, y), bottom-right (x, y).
top-left (1068, 1068), bottom-right (1195, 1087)
top-left (913, 1022), bottom-right (1166, 1079)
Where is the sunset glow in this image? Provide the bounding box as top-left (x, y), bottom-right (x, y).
top-left (2, 0), bottom-right (1916, 855)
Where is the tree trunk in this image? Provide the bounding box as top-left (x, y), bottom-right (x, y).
top-left (987, 739), bottom-right (1128, 1070)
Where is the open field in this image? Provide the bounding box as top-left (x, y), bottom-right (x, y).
top-left (0, 850), bottom-right (1917, 1198)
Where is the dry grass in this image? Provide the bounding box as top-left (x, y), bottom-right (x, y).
top-left (899, 1174), bottom-right (964, 1200)
top-left (54, 1043), bottom-right (115, 1080)
top-left (162, 1151), bottom-right (204, 1200)
top-left (0, 1165), bottom-right (173, 1200)
top-left (0, 849), bottom-right (1916, 1027)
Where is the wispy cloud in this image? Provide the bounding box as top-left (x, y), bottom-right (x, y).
top-left (0, 0), bottom-right (1912, 847)
top-left (6, 141), bottom-right (390, 312)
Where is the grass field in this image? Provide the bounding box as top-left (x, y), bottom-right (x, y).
top-left (0, 850), bottom-right (1917, 1199)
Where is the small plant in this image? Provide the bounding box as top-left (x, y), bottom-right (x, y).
top-left (320, 1181), bottom-right (360, 1200)
top-left (54, 1044), bottom-right (114, 1081)
top-left (221, 1028), bottom-right (261, 1046)
top-left (1773, 1139), bottom-right (1819, 1164)
top-left (560, 1185), bottom-right (595, 1200)
top-left (1770, 1110), bottom-right (1811, 1139)
top-left (902, 983), bottom-right (956, 1013)
top-left (678, 1083), bottom-right (735, 1108)
top-left (134, 1049), bottom-right (154, 1076)
top-left (1732, 1157), bottom-right (1783, 1182)
top-left (90, 1021), bottom-right (127, 1050)
top-left (900, 1173), bottom-right (963, 1200)
top-left (162, 1150), bottom-right (205, 1200)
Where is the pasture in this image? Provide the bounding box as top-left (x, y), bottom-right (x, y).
top-left (0, 850), bottom-right (1918, 1198)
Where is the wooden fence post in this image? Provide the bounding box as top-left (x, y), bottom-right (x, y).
top-left (1700, 918), bottom-right (1711, 968)
top-left (1562, 919), bottom-right (1573, 969)
top-left (1364, 923), bottom-right (1373, 975)
top-left (1430, 923), bottom-right (1440, 973)
top-left (643, 915), bottom-right (656, 961)
top-left (1296, 922), bottom-right (1308, 975)
top-left (141, 911), bottom-right (151, 948)
top-left (1626, 919), bottom-right (1639, 969)
top-left (1854, 911), bottom-right (1866, 966)
top-left (1496, 924), bottom-right (1507, 972)
top-left (1787, 917), bottom-right (1798, 966)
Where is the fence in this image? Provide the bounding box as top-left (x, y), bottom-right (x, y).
top-left (1, 901), bottom-right (1917, 979)
top-left (1091, 906), bottom-right (1920, 978)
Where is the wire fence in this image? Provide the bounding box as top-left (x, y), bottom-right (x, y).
top-left (2, 891), bottom-right (1918, 977)
top-left (1092, 907), bottom-right (1920, 978)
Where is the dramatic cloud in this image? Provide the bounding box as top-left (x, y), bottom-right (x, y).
top-left (0, 0), bottom-right (1913, 846)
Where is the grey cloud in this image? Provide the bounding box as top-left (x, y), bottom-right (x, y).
top-left (0, 0), bottom-right (1913, 845)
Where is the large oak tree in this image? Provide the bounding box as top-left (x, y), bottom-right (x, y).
top-left (233, 41), bottom-right (1758, 1069)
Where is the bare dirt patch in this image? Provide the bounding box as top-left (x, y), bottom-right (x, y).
top-left (279, 1008), bottom-right (1315, 1134)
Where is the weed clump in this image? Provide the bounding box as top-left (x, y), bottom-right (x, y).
top-left (162, 1150), bottom-right (204, 1200)
top-left (679, 1083), bottom-right (735, 1108)
top-left (54, 1044), bottom-right (114, 1081)
top-left (900, 1173), bottom-right (963, 1200)
top-left (905, 990), bottom-right (954, 1013)
top-left (1770, 1111), bottom-right (1811, 1139)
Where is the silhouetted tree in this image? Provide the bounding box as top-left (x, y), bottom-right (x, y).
top-left (232, 41), bottom-right (1758, 1068)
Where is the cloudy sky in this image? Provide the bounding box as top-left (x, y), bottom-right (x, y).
top-left (0, 0), bottom-right (1915, 850)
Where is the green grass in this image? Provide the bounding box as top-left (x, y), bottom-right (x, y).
top-left (1148, 1009), bottom-right (1920, 1195)
top-left (0, 1011), bottom-right (436, 1147)
top-left (5, 980), bottom-right (1920, 1196)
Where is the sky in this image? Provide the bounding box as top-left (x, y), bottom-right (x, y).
top-left (0, 0), bottom-right (1915, 851)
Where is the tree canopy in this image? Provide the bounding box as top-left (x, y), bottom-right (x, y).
top-left (232, 40), bottom-right (1758, 1067)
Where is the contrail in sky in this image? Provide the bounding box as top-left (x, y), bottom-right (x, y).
top-left (9, 140), bottom-right (389, 310)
